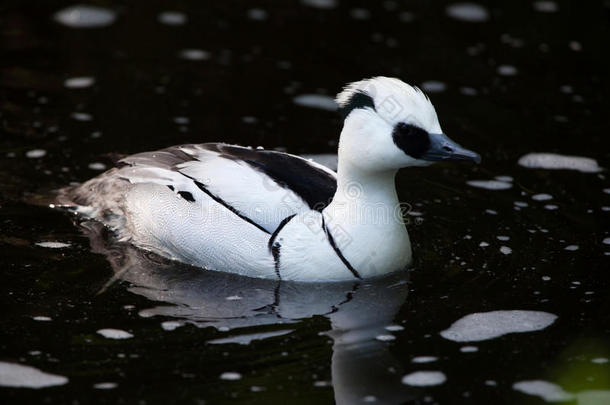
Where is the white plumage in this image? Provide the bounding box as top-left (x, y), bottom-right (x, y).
top-left (58, 76), bottom-right (480, 281)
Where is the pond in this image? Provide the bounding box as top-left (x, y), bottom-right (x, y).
top-left (1, 1), bottom-right (609, 404)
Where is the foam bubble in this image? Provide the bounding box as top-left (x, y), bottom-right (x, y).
top-left (467, 180), bottom-right (512, 190)
top-left (158, 11), bottom-right (187, 25)
top-left (440, 310), bottom-right (557, 342)
top-left (97, 329), bottom-right (133, 339)
top-left (35, 241), bottom-right (71, 248)
top-left (293, 94), bottom-right (337, 111)
top-left (518, 153), bottom-right (602, 173)
top-left (402, 371), bottom-right (446, 386)
top-left (0, 362), bottom-right (68, 388)
top-left (53, 5), bottom-right (116, 28)
top-left (445, 3), bottom-right (489, 22)
top-left (64, 76), bottom-right (95, 88)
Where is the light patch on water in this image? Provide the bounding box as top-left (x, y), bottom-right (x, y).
top-left (375, 334), bottom-right (396, 342)
top-left (467, 180), bottom-right (512, 190)
top-left (500, 246), bottom-right (512, 255)
top-left (445, 3), bottom-right (489, 22)
top-left (220, 372), bottom-right (242, 381)
top-left (533, 1), bottom-right (559, 13)
top-left (542, 276), bottom-right (551, 281)
top-left (385, 325), bottom-right (405, 332)
top-left (544, 204), bottom-right (558, 210)
top-left (495, 175), bottom-right (513, 182)
top-left (399, 11), bottom-right (415, 22)
top-left (460, 86), bottom-right (478, 96)
top-left (161, 321), bottom-right (183, 331)
top-left (603, 237), bottom-right (610, 245)
top-left (440, 310), bottom-right (557, 342)
top-left (293, 94), bottom-right (337, 111)
top-left (178, 49), bottom-right (210, 61)
top-left (497, 65), bottom-right (518, 76)
top-left (64, 76), bottom-right (95, 88)
top-left (302, 0), bottom-right (337, 9)
top-left (158, 11), bottom-right (187, 25)
top-left (26, 149), bottom-right (47, 158)
top-left (460, 346), bottom-right (478, 353)
top-left (497, 235), bottom-right (510, 241)
top-left (0, 362), bottom-right (68, 388)
top-left (401, 371), bottom-right (446, 386)
top-left (514, 201), bottom-right (528, 207)
top-left (532, 193), bottom-right (553, 201)
top-left (88, 162), bottom-right (106, 171)
top-left (247, 8), bottom-right (268, 21)
top-left (225, 295), bottom-right (242, 301)
top-left (421, 80), bottom-right (447, 93)
top-left (53, 5), bottom-right (116, 28)
top-left (412, 356), bottom-right (438, 363)
top-left (592, 358), bottom-right (609, 364)
top-left (603, 188), bottom-right (610, 194)
top-left (35, 241), bottom-right (71, 249)
top-left (513, 380), bottom-right (572, 402)
top-left (350, 8), bottom-right (371, 20)
top-left (71, 112), bottom-right (93, 121)
top-left (97, 329), bottom-right (133, 339)
top-left (479, 241), bottom-right (489, 247)
top-left (32, 316), bottom-right (52, 322)
top-left (208, 330), bottom-right (294, 345)
top-left (93, 382), bottom-right (118, 389)
top-left (564, 245), bottom-right (579, 251)
top-left (518, 153), bottom-right (603, 173)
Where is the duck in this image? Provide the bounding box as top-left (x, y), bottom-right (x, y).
top-left (58, 76), bottom-right (480, 282)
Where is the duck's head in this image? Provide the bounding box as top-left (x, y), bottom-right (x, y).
top-left (335, 76), bottom-right (480, 172)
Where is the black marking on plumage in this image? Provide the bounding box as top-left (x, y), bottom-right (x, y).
top-left (178, 191), bottom-right (195, 202)
top-left (178, 172), bottom-right (270, 234)
top-left (338, 91), bottom-right (376, 119)
top-left (321, 216), bottom-right (362, 280)
top-left (167, 185), bottom-right (175, 191)
top-left (268, 214), bottom-right (297, 280)
top-left (392, 123), bottom-right (430, 159)
top-left (211, 144), bottom-right (337, 212)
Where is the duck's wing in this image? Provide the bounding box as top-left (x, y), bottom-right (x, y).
top-left (117, 143), bottom-right (337, 233)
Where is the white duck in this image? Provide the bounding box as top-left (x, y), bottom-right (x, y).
top-left (59, 76), bottom-right (480, 282)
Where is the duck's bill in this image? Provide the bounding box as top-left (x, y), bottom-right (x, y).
top-left (422, 132), bottom-right (481, 163)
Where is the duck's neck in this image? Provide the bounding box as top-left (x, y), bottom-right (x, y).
top-left (327, 158), bottom-right (400, 214)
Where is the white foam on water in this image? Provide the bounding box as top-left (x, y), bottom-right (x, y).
top-left (500, 246), bottom-right (512, 255)
top-left (220, 372), bottom-right (242, 381)
top-left (161, 321), bottom-right (183, 331)
top-left (375, 334), bottom-right (396, 342)
top-left (26, 149), bottom-right (47, 158)
top-left (401, 371), bottom-right (446, 386)
top-left (513, 380), bottom-right (572, 402)
top-left (32, 316), bottom-right (52, 322)
top-left (0, 362), bottom-right (68, 388)
top-left (302, 0), bottom-right (337, 9)
top-left (460, 346), bottom-right (478, 353)
top-left (544, 204), bottom-right (558, 210)
top-left (64, 76), bottom-right (95, 88)
top-left (53, 5), bottom-right (116, 28)
top-left (603, 237), bottom-right (610, 245)
top-left (71, 112), bottom-right (92, 121)
top-left (533, 1), bottom-right (559, 13)
top-left (93, 382), bottom-right (117, 389)
top-left (479, 241), bottom-right (489, 247)
top-left (564, 245), bottom-right (579, 251)
top-left (88, 162), bottom-right (106, 171)
top-left (467, 180), bottom-right (512, 190)
top-left (385, 325), bottom-right (405, 332)
top-left (497, 65), bottom-right (518, 76)
top-left (178, 49), bottom-right (210, 61)
top-left (35, 241), bottom-right (71, 249)
top-left (532, 193), bottom-right (553, 201)
top-left (497, 235), bottom-right (510, 241)
top-left (440, 310), bottom-right (557, 342)
top-left (518, 153), bottom-right (602, 173)
top-left (495, 175), bottom-right (513, 182)
top-left (158, 11), bottom-right (187, 25)
top-left (445, 3), bottom-right (489, 22)
top-left (412, 356), bottom-right (438, 363)
top-left (421, 80), bottom-right (447, 93)
top-left (293, 94), bottom-right (337, 111)
top-left (97, 329), bottom-right (133, 339)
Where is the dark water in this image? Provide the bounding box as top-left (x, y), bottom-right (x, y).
top-left (1, 0), bottom-right (609, 404)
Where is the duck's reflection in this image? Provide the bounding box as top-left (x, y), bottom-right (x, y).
top-left (84, 221), bottom-right (416, 404)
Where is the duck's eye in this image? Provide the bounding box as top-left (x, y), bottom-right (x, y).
top-left (392, 122), bottom-right (430, 159)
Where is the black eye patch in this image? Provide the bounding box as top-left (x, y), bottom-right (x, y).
top-left (392, 122), bottom-right (430, 159)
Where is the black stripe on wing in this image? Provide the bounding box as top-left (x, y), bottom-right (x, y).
top-left (206, 144), bottom-right (337, 212)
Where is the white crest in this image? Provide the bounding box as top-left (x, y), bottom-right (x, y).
top-left (336, 76), bottom-right (442, 133)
